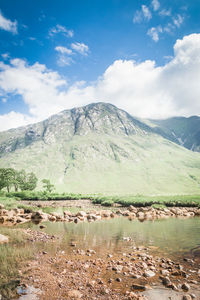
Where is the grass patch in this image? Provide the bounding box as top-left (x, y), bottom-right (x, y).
top-left (0, 228), bottom-right (33, 299)
top-left (2, 191), bottom-right (200, 208)
top-left (6, 191), bottom-right (91, 201)
top-left (92, 194), bottom-right (200, 207)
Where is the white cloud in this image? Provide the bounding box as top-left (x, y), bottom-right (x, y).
top-left (133, 5), bottom-right (152, 23)
top-left (0, 111), bottom-right (36, 131)
top-left (159, 9), bottom-right (171, 17)
top-left (57, 55), bottom-right (73, 67)
top-left (152, 0), bottom-right (160, 11)
top-left (71, 42), bottom-right (89, 55)
top-left (173, 14), bottom-right (184, 28)
top-left (147, 26), bottom-right (162, 42)
top-left (29, 37), bottom-right (37, 41)
top-left (49, 24), bottom-right (73, 38)
top-left (0, 10), bottom-right (17, 34)
top-left (1, 34), bottom-right (200, 130)
top-left (141, 5), bottom-right (152, 21)
top-left (55, 46), bottom-right (72, 55)
top-left (1, 97), bottom-right (7, 103)
top-left (55, 46), bottom-right (73, 66)
top-left (1, 53), bottom-right (9, 60)
top-left (133, 10), bottom-right (143, 23)
top-left (0, 59), bottom-right (67, 122)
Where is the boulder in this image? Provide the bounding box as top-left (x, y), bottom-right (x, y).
top-left (64, 210), bottom-right (72, 217)
top-left (77, 211), bottom-right (87, 217)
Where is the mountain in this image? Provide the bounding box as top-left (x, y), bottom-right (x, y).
top-left (0, 103), bottom-right (200, 195)
top-left (147, 116), bottom-right (200, 152)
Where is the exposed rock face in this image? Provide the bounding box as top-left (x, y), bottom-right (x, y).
top-left (0, 103), bottom-right (200, 194)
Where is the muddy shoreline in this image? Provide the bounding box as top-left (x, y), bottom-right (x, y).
top-left (18, 228), bottom-right (200, 300)
top-left (0, 202), bottom-right (200, 299)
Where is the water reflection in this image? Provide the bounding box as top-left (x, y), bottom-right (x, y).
top-left (20, 216), bottom-right (200, 259)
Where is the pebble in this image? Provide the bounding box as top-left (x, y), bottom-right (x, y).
top-left (182, 283), bottom-right (190, 291)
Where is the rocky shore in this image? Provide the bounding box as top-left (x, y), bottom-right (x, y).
top-left (18, 238), bottom-right (200, 299)
top-left (1, 203), bottom-right (200, 299)
top-left (0, 204), bottom-right (200, 226)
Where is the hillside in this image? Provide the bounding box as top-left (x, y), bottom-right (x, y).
top-left (148, 116), bottom-right (200, 152)
top-left (0, 103), bottom-right (200, 195)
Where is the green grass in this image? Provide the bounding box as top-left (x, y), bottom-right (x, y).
top-left (1, 191), bottom-right (200, 209)
top-left (0, 228), bottom-right (33, 299)
top-left (92, 194), bottom-right (200, 207)
top-left (6, 191), bottom-right (90, 201)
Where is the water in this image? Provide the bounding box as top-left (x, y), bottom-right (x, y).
top-left (1, 216), bottom-right (200, 299)
top-left (20, 216), bottom-right (200, 259)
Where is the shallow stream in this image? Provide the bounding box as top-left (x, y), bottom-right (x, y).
top-left (20, 216), bottom-right (200, 259)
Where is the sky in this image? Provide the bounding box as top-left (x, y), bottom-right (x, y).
top-left (0, 0), bottom-right (200, 131)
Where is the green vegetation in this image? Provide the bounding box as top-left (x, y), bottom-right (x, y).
top-left (0, 103), bottom-right (200, 195)
top-left (0, 228), bottom-right (33, 299)
top-left (42, 179), bottom-right (55, 193)
top-left (6, 191), bottom-right (86, 200)
top-left (0, 190), bottom-right (200, 208)
top-left (0, 168), bottom-right (38, 192)
top-left (92, 194), bottom-right (200, 207)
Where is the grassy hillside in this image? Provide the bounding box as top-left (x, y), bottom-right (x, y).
top-left (1, 133), bottom-right (200, 195)
top-left (0, 103), bottom-right (200, 195)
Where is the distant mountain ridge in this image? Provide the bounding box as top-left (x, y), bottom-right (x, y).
top-left (0, 102), bottom-right (200, 195)
top-left (147, 116), bottom-right (200, 153)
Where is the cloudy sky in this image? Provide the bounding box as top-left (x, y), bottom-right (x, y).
top-left (0, 0), bottom-right (200, 131)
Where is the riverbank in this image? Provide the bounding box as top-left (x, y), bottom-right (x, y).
top-left (0, 201), bottom-right (200, 299)
top-left (17, 224), bottom-right (200, 300)
top-left (2, 192), bottom-right (200, 208)
top-left (0, 202), bottom-right (200, 226)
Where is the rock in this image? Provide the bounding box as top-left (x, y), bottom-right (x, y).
top-left (182, 295), bottom-right (192, 300)
top-left (64, 210), bottom-right (72, 217)
top-left (182, 283), bottom-right (190, 291)
top-left (39, 225), bottom-right (46, 229)
top-left (0, 216), bottom-right (7, 224)
top-left (116, 277), bottom-right (122, 282)
top-left (131, 284), bottom-right (147, 291)
top-left (67, 290), bottom-right (82, 298)
top-left (0, 234), bottom-right (9, 243)
top-left (0, 204), bottom-right (4, 209)
top-left (48, 215), bottom-right (56, 222)
top-left (101, 210), bottom-right (111, 217)
top-left (129, 205), bottom-right (137, 212)
top-left (161, 276), bottom-right (171, 286)
top-left (130, 273), bottom-right (141, 279)
top-left (143, 270), bottom-right (155, 277)
top-left (77, 211), bottom-right (87, 218)
top-left (160, 269), bottom-right (169, 276)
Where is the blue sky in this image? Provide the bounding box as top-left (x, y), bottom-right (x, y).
top-left (0, 0), bottom-right (200, 130)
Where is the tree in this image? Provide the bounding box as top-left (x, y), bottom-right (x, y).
top-left (42, 179), bottom-right (55, 193)
top-left (0, 168), bottom-right (16, 192)
top-left (18, 170), bottom-right (38, 191)
top-left (0, 168), bottom-right (7, 191)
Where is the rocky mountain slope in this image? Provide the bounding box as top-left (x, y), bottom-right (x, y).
top-left (0, 103), bottom-right (200, 194)
top-left (147, 116), bottom-right (200, 152)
